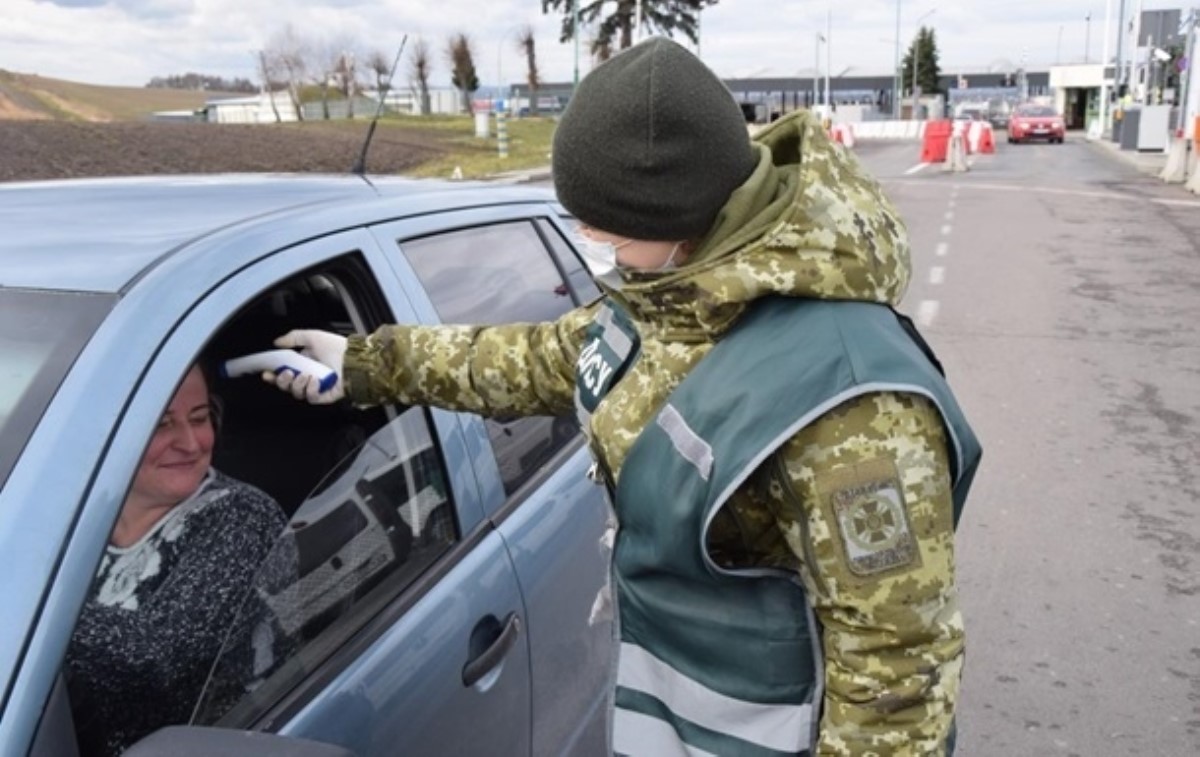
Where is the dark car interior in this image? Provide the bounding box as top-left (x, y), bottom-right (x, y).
top-left (206, 264), bottom-right (391, 516)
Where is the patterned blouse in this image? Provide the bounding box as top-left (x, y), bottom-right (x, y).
top-left (66, 469), bottom-right (287, 757)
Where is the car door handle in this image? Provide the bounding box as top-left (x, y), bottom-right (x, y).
top-left (462, 612), bottom-right (522, 687)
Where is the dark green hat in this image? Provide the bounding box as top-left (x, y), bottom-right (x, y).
top-left (553, 37), bottom-right (756, 241)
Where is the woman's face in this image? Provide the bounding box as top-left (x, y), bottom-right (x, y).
top-left (129, 366), bottom-right (214, 509)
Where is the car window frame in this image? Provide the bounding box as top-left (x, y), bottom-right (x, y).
top-left (367, 204), bottom-right (590, 515)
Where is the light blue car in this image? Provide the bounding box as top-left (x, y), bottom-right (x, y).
top-left (0, 175), bottom-right (612, 757)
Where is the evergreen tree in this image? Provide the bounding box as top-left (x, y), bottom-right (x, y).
top-left (541, 0), bottom-right (717, 53)
top-left (900, 26), bottom-right (943, 97)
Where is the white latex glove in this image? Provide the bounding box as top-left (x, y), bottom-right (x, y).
top-left (264, 329), bottom-right (348, 404)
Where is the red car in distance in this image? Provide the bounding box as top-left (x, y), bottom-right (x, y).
top-left (1008, 104), bottom-right (1066, 144)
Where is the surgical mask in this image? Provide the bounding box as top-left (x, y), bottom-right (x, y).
top-left (574, 234), bottom-right (632, 290)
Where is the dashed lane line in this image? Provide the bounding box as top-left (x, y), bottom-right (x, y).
top-left (916, 300), bottom-right (940, 327)
top-left (884, 178), bottom-right (1200, 208)
top-left (905, 162), bottom-right (930, 175)
top-left (935, 242), bottom-right (949, 257)
top-left (930, 266), bottom-right (945, 285)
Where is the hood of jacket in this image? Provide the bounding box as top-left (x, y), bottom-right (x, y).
top-left (610, 110), bottom-right (911, 343)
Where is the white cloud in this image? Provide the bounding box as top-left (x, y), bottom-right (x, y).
top-left (1, 1), bottom-right (1185, 88)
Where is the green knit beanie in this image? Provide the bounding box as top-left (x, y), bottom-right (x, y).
top-left (552, 37), bottom-right (756, 241)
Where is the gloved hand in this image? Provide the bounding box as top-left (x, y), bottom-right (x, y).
top-left (264, 330), bottom-right (348, 404)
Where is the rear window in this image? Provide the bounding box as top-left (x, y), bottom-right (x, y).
top-left (0, 289), bottom-right (113, 488)
top-left (1018, 107), bottom-right (1056, 117)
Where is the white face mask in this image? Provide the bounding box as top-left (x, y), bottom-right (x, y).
top-left (574, 234), bottom-right (632, 290)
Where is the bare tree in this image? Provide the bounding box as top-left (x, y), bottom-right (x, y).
top-left (517, 25), bottom-right (541, 117)
top-left (365, 50), bottom-right (391, 97)
top-left (256, 49), bottom-right (283, 123)
top-left (409, 37), bottom-right (432, 115)
top-left (332, 49), bottom-right (359, 118)
top-left (446, 32), bottom-right (479, 114)
top-left (266, 24), bottom-right (310, 121)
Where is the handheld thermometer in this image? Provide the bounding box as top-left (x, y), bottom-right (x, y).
top-left (221, 350), bottom-right (339, 393)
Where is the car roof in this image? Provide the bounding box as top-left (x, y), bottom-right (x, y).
top-left (0, 173), bottom-right (556, 294)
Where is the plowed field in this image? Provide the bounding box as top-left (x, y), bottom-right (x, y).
top-left (0, 121), bottom-right (446, 182)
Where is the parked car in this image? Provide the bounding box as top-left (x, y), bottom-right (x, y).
top-left (0, 175), bottom-right (613, 757)
top-left (1007, 105), bottom-right (1066, 143)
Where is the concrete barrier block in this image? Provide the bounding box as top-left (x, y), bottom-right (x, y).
top-left (1160, 138), bottom-right (1191, 183)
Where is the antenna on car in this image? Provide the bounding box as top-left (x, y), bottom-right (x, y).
top-left (352, 35), bottom-right (408, 176)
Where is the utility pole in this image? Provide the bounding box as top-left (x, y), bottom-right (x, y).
top-left (894, 1), bottom-right (902, 117)
top-left (636, 0), bottom-right (643, 44)
top-left (814, 31), bottom-right (822, 108)
top-left (1097, 0), bottom-right (1114, 139)
top-left (1115, 0), bottom-right (1128, 94)
top-left (573, 0), bottom-right (580, 91)
top-left (1085, 12), bottom-right (1092, 62)
top-left (825, 6), bottom-right (832, 110)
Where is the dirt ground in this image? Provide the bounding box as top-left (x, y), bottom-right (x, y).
top-left (0, 121), bottom-right (448, 182)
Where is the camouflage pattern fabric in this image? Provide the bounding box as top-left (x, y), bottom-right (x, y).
top-left (342, 110), bottom-right (961, 753)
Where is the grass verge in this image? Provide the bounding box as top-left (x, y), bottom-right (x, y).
top-left (393, 114), bottom-right (557, 179)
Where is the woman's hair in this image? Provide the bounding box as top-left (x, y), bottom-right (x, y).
top-left (193, 356), bottom-right (225, 437)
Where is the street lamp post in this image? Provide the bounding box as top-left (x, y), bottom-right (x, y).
top-left (814, 31), bottom-right (823, 108)
top-left (1085, 12), bottom-right (1092, 63)
top-left (894, 1), bottom-right (902, 117)
top-left (573, 0), bottom-right (581, 91)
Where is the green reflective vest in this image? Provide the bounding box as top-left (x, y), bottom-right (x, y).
top-left (604, 297), bottom-right (981, 757)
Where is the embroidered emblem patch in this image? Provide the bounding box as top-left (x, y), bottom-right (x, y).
top-left (827, 459), bottom-right (919, 577)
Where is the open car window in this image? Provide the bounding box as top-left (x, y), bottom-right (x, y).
top-left (192, 406), bottom-right (455, 726)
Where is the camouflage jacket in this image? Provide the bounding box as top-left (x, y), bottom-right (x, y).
top-left (344, 111), bottom-right (964, 755)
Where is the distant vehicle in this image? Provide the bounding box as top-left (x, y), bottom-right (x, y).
top-left (1008, 105), bottom-right (1066, 144)
top-left (954, 108), bottom-right (985, 122)
top-left (0, 175), bottom-right (612, 757)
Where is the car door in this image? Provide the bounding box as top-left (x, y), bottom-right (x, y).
top-left (369, 208), bottom-right (613, 756)
top-left (23, 229), bottom-right (534, 757)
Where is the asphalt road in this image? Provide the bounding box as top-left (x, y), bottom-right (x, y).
top-left (857, 135), bottom-right (1200, 756)
top-left (531, 133), bottom-right (1200, 755)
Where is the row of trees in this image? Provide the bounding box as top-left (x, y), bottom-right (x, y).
top-left (145, 73), bottom-right (257, 92)
top-left (246, 1), bottom-right (717, 120)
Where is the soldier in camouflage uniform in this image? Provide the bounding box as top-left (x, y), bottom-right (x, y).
top-left (270, 38), bottom-right (980, 757)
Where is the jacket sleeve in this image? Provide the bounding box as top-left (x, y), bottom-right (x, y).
top-left (772, 391), bottom-right (963, 756)
top-left (342, 304), bottom-right (597, 417)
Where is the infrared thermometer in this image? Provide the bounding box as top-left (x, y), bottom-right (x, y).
top-left (221, 350), bottom-right (339, 393)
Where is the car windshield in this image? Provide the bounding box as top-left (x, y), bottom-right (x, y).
top-left (0, 289), bottom-right (114, 488)
top-left (1018, 107), bottom-right (1057, 117)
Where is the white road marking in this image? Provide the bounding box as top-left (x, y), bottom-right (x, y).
top-left (905, 162), bottom-right (930, 175)
top-left (885, 178), bottom-right (1200, 208)
top-left (930, 266), bottom-right (945, 284)
top-left (940, 224), bottom-right (953, 236)
top-left (944, 210), bottom-right (955, 221)
top-left (916, 300), bottom-right (940, 327)
top-left (935, 242), bottom-right (949, 257)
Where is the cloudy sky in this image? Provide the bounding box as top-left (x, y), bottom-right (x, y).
top-left (2, 1), bottom-right (1183, 88)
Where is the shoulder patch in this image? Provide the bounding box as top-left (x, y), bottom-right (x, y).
top-left (823, 457), bottom-right (920, 577)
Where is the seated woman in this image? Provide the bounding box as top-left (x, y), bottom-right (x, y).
top-left (65, 362), bottom-right (288, 757)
